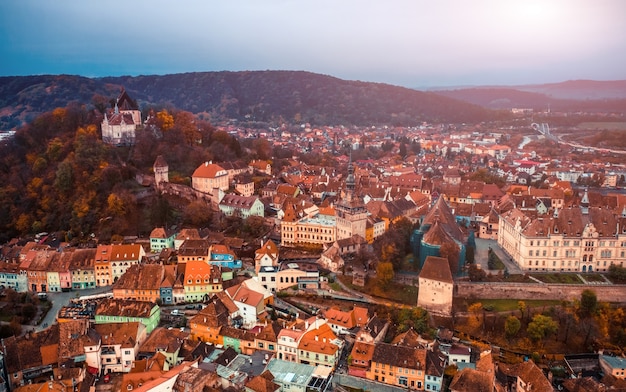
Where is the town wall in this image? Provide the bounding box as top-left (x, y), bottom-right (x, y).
top-left (160, 182), bottom-right (215, 205)
top-left (456, 282), bottom-right (626, 303)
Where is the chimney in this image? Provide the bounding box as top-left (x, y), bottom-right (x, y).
top-left (205, 161), bottom-right (208, 167)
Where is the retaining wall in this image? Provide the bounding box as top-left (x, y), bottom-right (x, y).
top-left (456, 282), bottom-right (626, 302)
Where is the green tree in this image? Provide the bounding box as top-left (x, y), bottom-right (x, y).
top-left (504, 315), bottom-right (521, 340)
top-left (399, 142), bottom-right (407, 158)
top-left (376, 261), bottom-right (394, 289)
top-left (579, 289), bottom-right (598, 318)
top-left (527, 314), bottom-right (558, 342)
top-left (54, 161), bottom-right (74, 195)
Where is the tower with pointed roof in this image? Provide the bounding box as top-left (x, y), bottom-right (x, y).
top-left (335, 155), bottom-right (367, 241)
top-left (153, 155), bottom-right (169, 190)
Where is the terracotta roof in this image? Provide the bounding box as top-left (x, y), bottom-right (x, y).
top-left (350, 341), bottom-right (375, 364)
top-left (221, 325), bottom-right (257, 342)
top-left (219, 194), bottom-right (260, 209)
top-left (255, 322), bottom-right (283, 343)
top-left (175, 228), bottom-right (201, 241)
top-left (245, 370), bottom-right (280, 392)
top-left (65, 248), bottom-right (96, 270)
top-left (190, 295), bottom-right (230, 328)
top-left (422, 196), bottom-right (464, 241)
top-left (178, 239), bottom-right (210, 257)
top-left (3, 325), bottom-right (61, 374)
top-left (114, 264), bottom-right (164, 291)
top-left (192, 162), bottom-right (227, 179)
top-left (419, 256), bottom-right (453, 284)
top-left (298, 322), bottom-right (339, 355)
top-left (105, 112), bottom-right (136, 126)
top-left (150, 227), bottom-right (175, 239)
top-left (391, 328), bottom-right (428, 348)
top-left (95, 322), bottom-right (142, 347)
top-left (153, 155), bottom-right (168, 168)
top-left (226, 283), bottom-right (265, 307)
top-left (110, 244), bottom-right (143, 261)
top-left (449, 368), bottom-right (494, 391)
top-left (139, 326), bottom-right (189, 354)
top-left (58, 319), bottom-right (89, 359)
top-left (497, 359), bottom-right (553, 391)
top-left (371, 342), bottom-right (426, 370)
top-left (422, 219), bottom-right (457, 247)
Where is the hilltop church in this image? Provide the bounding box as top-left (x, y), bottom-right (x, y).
top-left (101, 88), bottom-right (141, 146)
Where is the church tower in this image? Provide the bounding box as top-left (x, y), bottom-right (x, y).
top-left (335, 155), bottom-right (367, 240)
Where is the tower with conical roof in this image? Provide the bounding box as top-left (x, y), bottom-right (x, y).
top-left (335, 154), bottom-right (367, 241)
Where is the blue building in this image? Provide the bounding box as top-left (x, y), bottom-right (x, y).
top-left (209, 244), bottom-right (242, 269)
top-left (411, 196), bottom-right (466, 275)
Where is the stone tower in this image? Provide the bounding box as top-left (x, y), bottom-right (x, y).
top-left (153, 155), bottom-right (169, 190)
top-left (335, 155), bottom-right (367, 241)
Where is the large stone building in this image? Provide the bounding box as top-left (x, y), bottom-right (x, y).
top-left (101, 89), bottom-right (141, 146)
top-left (280, 203), bottom-right (336, 247)
top-left (498, 190), bottom-right (626, 273)
top-left (192, 161), bottom-right (229, 194)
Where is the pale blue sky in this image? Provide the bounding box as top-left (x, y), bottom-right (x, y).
top-left (1, 0), bottom-right (625, 87)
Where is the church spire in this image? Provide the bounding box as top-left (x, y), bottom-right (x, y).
top-left (345, 151), bottom-right (356, 198)
top-left (580, 188), bottom-right (589, 215)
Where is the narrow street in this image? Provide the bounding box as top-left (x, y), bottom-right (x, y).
top-left (28, 286), bottom-right (113, 333)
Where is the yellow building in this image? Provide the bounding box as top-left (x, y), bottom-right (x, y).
top-left (366, 343), bottom-right (427, 389)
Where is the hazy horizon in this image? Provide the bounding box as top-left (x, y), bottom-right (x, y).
top-left (2, 0), bottom-right (625, 88)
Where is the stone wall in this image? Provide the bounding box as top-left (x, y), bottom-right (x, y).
top-left (160, 182), bottom-right (214, 205)
top-left (456, 282), bottom-right (626, 302)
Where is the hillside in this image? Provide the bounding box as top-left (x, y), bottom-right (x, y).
top-left (431, 80), bottom-right (626, 112)
top-left (0, 71), bottom-right (496, 132)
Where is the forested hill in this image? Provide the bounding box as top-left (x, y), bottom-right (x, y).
top-left (0, 71), bottom-right (497, 131)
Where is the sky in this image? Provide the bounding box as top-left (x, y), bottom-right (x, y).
top-left (1, 0), bottom-right (625, 88)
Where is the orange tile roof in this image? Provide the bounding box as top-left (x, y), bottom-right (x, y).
top-left (192, 162), bottom-right (227, 178)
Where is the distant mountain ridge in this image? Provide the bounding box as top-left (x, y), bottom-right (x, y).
top-left (0, 71), bottom-right (495, 132)
top-left (2, 72), bottom-right (625, 132)
top-left (430, 79), bottom-right (626, 111)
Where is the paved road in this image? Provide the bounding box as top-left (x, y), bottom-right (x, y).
top-left (33, 286), bottom-right (113, 332)
top-left (475, 238), bottom-right (522, 274)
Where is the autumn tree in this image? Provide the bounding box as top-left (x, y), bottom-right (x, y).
top-left (174, 110), bottom-right (201, 146)
top-left (397, 307), bottom-right (429, 333)
top-left (376, 261), bottom-right (394, 289)
top-left (156, 109), bottom-right (174, 132)
top-left (439, 242), bottom-right (460, 276)
top-left (182, 200), bottom-right (212, 227)
top-left (468, 302), bottom-right (483, 330)
top-left (518, 301), bottom-right (528, 321)
top-left (526, 314), bottom-right (558, 342)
